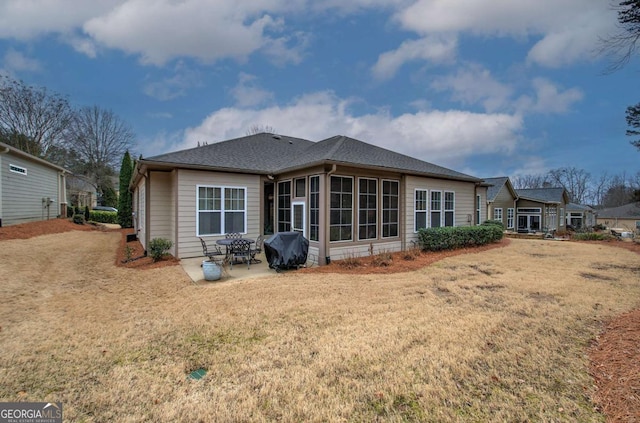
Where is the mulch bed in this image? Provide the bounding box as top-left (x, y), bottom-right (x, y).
top-left (1, 218), bottom-right (639, 421)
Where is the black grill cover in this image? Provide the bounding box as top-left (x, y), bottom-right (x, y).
top-left (264, 231), bottom-right (309, 270)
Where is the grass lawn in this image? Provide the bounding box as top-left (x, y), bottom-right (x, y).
top-left (1, 230), bottom-right (639, 421)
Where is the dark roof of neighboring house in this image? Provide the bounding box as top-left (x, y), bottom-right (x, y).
top-left (483, 177), bottom-right (515, 202)
top-left (515, 187), bottom-right (567, 204)
top-left (567, 202), bottom-right (593, 212)
top-left (0, 141), bottom-right (68, 173)
top-left (596, 202), bottom-right (640, 219)
top-left (142, 133), bottom-right (480, 182)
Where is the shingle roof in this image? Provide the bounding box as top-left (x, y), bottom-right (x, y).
top-left (515, 187), bottom-right (566, 204)
top-left (143, 133), bottom-right (314, 173)
top-left (596, 202), bottom-right (640, 219)
top-left (484, 177), bottom-right (510, 202)
top-left (567, 202), bottom-right (593, 212)
top-left (143, 133), bottom-right (480, 182)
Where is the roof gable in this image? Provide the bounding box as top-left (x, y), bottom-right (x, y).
top-left (483, 177), bottom-right (517, 202)
top-left (597, 202), bottom-right (640, 219)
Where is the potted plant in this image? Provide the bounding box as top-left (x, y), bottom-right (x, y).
top-left (202, 259), bottom-right (222, 281)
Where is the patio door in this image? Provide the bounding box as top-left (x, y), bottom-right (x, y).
top-left (518, 215), bottom-right (541, 232)
top-left (291, 202), bottom-right (306, 237)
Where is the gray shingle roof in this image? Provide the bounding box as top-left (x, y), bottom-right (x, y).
top-left (567, 202), bottom-right (593, 212)
top-left (596, 202), bottom-right (640, 219)
top-left (144, 133), bottom-right (314, 173)
top-left (515, 187), bottom-right (566, 204)
top-left (484, 177), bottom-right (510, 202)
top-left (143, 133), bottom-right (480, 181)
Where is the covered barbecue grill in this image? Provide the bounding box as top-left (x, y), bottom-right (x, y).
top-left (264, 231), bottom-right (309, 271)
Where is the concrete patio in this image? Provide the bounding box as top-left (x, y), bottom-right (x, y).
top-left (180, 251), bottom-right (278, 284)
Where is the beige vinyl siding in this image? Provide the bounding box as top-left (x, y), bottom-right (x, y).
top-left (490, 184), bottom-right (516, 223)
top-left (176, 169), bottom-right (261, 259)
top-left (1, 152), bottom-right (61, 226)
top-left (149, 171), bottom-right (176, 256)
top-left (405, 175), bottom-right (477, 246)
top-left (329, 240), bottom-right (402, 261)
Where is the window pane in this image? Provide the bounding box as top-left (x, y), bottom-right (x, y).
top-left (199, 211), bottom-right (221, 235)
top-left (416, 212), bottom-right (427, 231)
top-left (444, 211), bottom-right (454, 227)
top-left (295, 178), bottom-right (306, 197)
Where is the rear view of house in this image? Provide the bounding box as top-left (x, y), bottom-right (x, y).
top-left (0, 142), bottom-right (68, 227)
top-left (131, 133), bottom-right (488, 265)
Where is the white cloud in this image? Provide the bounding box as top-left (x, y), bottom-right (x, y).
top-left (516, 78), bottom-right (583, 114)
top-left (83, 1), bottom-right (304, 66)
top-left (230, 73), bottom-right (274, 107)
top-left (389, 0), bottom-right (616, 70)
top-left (3, 49), bottom-right (41, 72)
top-left (372, 35), bottom-right (457, 80)
top-left (169, 91), bottom-right (522, 169)
top-left (142, 61), bottom-right (201, 101)
top-left (430, 64), bottom-right (513, 112)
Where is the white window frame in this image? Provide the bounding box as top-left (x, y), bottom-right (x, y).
top-left (430, 190), bottom-right (442, 228)
top-left (9, 164), bottom-right (27, 175)
top-left (444, 191), bottom-right (455, 227)
top-left (476, 195), bottom-right (482, 225)
top-left (414, 189), bottom-right (428, 232)
top-left (494, 207), bottom-right (503, 222)
top-left (507, 208), bottom-right (515, 229)
top-left (309, 175), bottom-right (320, 242)
top-left (277, 180), bottom-right (292, 232)
top-left (291, 201), bottom-right (306, 238)
top-left (196, 185), bottom-right (247, 236)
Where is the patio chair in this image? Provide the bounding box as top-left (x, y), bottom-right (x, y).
top-left (228, 239), bottom-right (252, 269)
top-left (225, 232), bottom-right (242, 239)
top-left (250, 234), bottom-right (264, 264)
top-left (199, 237), bottom-right (225, 265)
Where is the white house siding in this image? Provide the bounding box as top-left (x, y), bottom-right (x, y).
top-left (1, 151), bottom-right (61, 226)
top-left (148, 171), bottom-right (176, 256)
top-left (176, 169), bottom-right (261, 259)
top-left (404, 175), bottom-right (478, 247)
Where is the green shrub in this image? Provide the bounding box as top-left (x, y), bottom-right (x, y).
top-left (149, 238), bottom-right (173, 262)
top-left (418, 225), bottom-right (503, 251)
top-left (72, 214), bottom-right (85, 225)
top-left (572, 232), bottom-right (614, 241)
top-left (482, 219), bottom-right (505, 230)
top-left (84, 205), bottom-right (90, 221)
top-left (89, 210), bottom-right (118, 224)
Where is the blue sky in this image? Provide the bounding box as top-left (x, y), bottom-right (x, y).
top-left (0, 0), bottom-right (637, 180)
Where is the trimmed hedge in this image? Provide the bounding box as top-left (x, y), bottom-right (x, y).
top-left (572, 232), bottom-right (614, 241)
top-left (418, 225), bottom-right (504, 251)
top-left (89, 210), bottom-right (118, 224)
top-left (149, 238), bottom-right (173, 262)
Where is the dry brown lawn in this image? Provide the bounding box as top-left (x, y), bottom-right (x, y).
top-left (1, 221), bottom-right (639, 422)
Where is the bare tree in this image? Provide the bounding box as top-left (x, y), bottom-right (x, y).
top-left (246, 124), bottom-right (277, 136)
top-left (600, 0), bottom-right (640, 73)
top-left (590, 172), bottom-right (613, 206)
top-left (547, 167), bottom-right (591, 204)
top-left (511, 174), bottom-right (549, 189)
top-left (0, 76), bottom-right (73, 157)
top-left (66, 106), bottom-right (135, 190)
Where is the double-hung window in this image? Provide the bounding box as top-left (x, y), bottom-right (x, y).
top-left (444, 191), bottom-right (455, 226)
top-left (358, 178), bottom-right (377, 240)
top-left (494, 207), bottom-right (503, 222)
top-left (507, 208), bottom-right (514, 229)
top-left (430, 191), bottom-right (442, 227)
top-left (278, 181), bottom-right (292, 232)
top-left (415, 189), bottom-right (428, 232)
top-left (330, 176), bottom-right (353, 241)
top-left (197, 186), bottom-right (246, 235)
top-left (382, 180), bottom-right (399, 237)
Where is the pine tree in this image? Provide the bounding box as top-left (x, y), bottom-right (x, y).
top-left (117, 151), bottom-right (134, 228)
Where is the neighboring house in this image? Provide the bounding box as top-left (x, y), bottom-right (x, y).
top-left (514, 187), bottom-right (569, 233)
top-left (131, 133), bottom-right (487, 264)
top-left (596, 202), bottom-right (640, 233)
top-left (67, 174), bottom-right (97, 210)
top-left (566, 203), bottom-right (596, 229)
top-left (0, 141), bottom-right (68, 227)
top-left (484, 176), bottom-right (518, 231)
